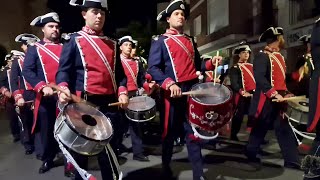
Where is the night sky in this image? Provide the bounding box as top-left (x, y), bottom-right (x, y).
top-left (47, 0), bottom-right (170, 37)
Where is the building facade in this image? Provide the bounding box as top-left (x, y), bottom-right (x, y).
top-left (187, 0), bottom-right (319, 72)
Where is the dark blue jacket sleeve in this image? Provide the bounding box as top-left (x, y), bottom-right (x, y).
top-left (22, 46), bottom-right (44, 88)
top-left (115, 45), bottom-right (127, 88)
top-left (0, 69), bottom-right (8, 89)
top-left (147, 38), bottom-right (169, 85)
top-left (10, 58), bottom-right (21, 93)
top-left (253, 52), bottom-right (273, 93)
top-left (137, 61), bottom-right (146, 88)
top-left (55, 36), bottom-right (76, 86)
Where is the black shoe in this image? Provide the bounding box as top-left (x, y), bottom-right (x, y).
top-left (230, 135), bottom-right (239, 141)
top-left (36, 154), bottom-right (43, 160)
top-left (118, 144), bottom-right (130, 154)
top-left (284, 161), bottom-right (301, 170)
top-left (39, 161), bottom-right (54, 174)
top-left (25, 149), bottom-right (34, 155)
top-left (64, 170), bottom-right (75, 178)
top-left (245, 150), bottom-right (261, 163)
top-left (133, 154), bottom-right (150, 162)
top-left (162, 164), bottom-right (173, 178)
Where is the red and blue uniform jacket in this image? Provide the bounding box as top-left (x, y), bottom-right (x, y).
top-left (249, 51), bottom-right (289, 119)
top-left (229, 62), bottom-right (256, 106)
top-left (120, 54), bottom-right (146, 93)
top-left (10, 55), bottom-right (34, 102)
top-left (56, 26), bottom-right (127, 97)
top-left (147, 28), bottom-right (217, 138)
top-left (22, 40), bottom-right (62, 133)
top-left (148, 29), bottom-right (215, 89)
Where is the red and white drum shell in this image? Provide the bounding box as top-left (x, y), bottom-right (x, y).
top-left (188, 82), bottom-right (233, 139)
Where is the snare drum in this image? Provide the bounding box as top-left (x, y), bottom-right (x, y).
top-left (54, 102), bottom-right (113, 156)
top-left (125, 96), bottom-right (156, 122)
top-left (188, 82), bottom-right (233, 139)
top-left (285, 98), bottom-right (309, 124)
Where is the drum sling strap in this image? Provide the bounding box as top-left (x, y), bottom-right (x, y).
top-left (54, 120), bottom-right (123, 180)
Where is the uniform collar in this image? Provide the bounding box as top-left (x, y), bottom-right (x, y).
top-left (43, 38), bottom-right (59, 44)
top-left (165, 28), bottom-right (183, 35)
top-left (120, 54), bottom-right (134, 61)
top-left (264, 45), bottom-right (279, 53)
top-left (82, 26), bottom-right (103, 36)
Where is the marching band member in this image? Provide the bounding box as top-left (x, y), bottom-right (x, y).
top-left (56, 0), bottom-right (128, 179)
top-left (288, 34), bottom-right (313, 96)
top-left (229, 45), bottom-right (255, 141)
top-left (10, 42), bottom-right (39, 155)
top-left (148, 0), bottom-right (222, 179)
top-left (22, 12), bottom-right (62, 174)
top-left (246, 27), bottom-right (300, 169)
top-left (303, 17), bottom-right (320, 179)
top-left (0, 54), bottom-right (21, 143)
top-left (118, 35), bottom-right (150, 161)
top-left (14, 35), bottom-right (45, 161)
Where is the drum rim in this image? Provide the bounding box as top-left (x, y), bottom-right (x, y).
top-left (63, 103), bottom-right (114, 142)
top-left (189, 82), bottom-right (233, 106)
top-left (125, 105), bottom-right (156, 113)
top-left (127, 96), bottom-right (156, 111)
top-left (125, 113), bottom-right (156, 122)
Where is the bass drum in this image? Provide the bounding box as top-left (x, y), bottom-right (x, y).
top-left (188, 82), bottom-right (233, 140)
top-left (54, 102), bottom-right (113, 156)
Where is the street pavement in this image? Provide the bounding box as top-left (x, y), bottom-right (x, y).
top-left (0, 109), bottom-right (305, 180)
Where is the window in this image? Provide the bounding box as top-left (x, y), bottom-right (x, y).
top-left (289, 0), bottom-right (320, 24)
top-left (193, 15), bottom-right (201, 36)
top-left (207, 0), bottom-right (229, 34)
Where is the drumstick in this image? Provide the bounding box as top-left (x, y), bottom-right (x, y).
top-left (108, 102), bottom-right (124, 106)
top-left (48, 83), bottom-right (82, 103)
top-left (213, 51), bottom-right (219, 86)
top-left (14, 100), bottom-right (34, 106)
top-left (272, 95), bottom-right (306, 102)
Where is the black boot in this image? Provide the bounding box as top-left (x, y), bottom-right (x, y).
top-left (39, 160), bottom-right (54, 174)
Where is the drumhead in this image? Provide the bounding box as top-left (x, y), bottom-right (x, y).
top-left (190, 82), bottom-right (232, 105)
top-left (64, 102), bottom-right (113, 141)
top-left (127, 96), bottom-right (156, 111)
top-left (287, 98), bottom-right (309, 112)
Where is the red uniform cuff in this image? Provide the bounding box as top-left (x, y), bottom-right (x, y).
top-left (239, 89), bottom-right (244, 95)
top-left (161, 78), bottom-right (175, 90)
top-left (13, 90), bottom-right (23, 99)
top-left (205, 60), bottom-right (215, 71)
top-left (34, 81), bottom-right (47, 93)
top-left (14, 93), bottom-right (23, 102)
top-left (145, 73), bottom-right (152, 82)
top-left (118, 86), bottom-right (128, 96)
top-left (291, 71), bottom-right (300, 82)
top-left (265, 88), bottom-right (277, 98)
top-left (58, 82), bottom-right (68, 88)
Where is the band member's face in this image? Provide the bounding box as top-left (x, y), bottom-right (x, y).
top-left (239, 51), bottom-right (250, 62)
top-left (120, 42), bottom-right (133, 56)
top-left (167, 10), bottom-right (185, 30)
top-left (82, 8), bottom-right (106, 31)
top-left (42, 22), bottom-right (60, 41)
top-left (21, 44), bottom-right (28, 53)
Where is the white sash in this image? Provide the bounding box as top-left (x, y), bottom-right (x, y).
top-left (78, 31), bottom-right (117, 93)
